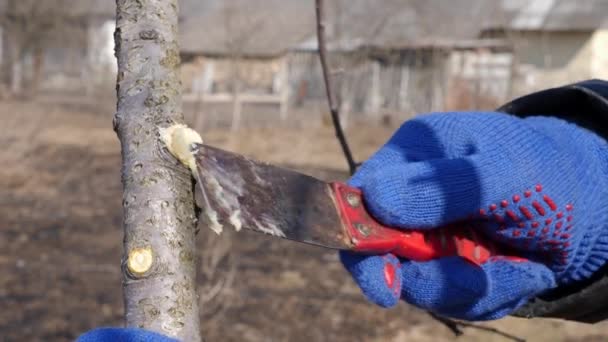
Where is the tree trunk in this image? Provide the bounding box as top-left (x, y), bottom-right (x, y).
top-left (30, 45), bottom-right (43, 96)
top-left (8, 35), bottom-right (22, 95)
top-left (114, 0), bottom-right (201, 341)
top-left (229, 56), bottom-right (242, 132)
top-left (0, 26), bottom-right (6, 87)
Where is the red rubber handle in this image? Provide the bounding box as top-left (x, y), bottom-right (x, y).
top-left (333, 182), bottom-right (501, 265)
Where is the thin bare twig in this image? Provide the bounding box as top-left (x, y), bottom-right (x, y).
top-left (430, 312), bottom-right (526, 342)
top-left (456, 322), bottom-right (526, 342)
top-left (315, 0), bottom-right (357, 175)
top-left (429, 312), bottom-right (464, 336)
top-left (313, 2), bottom-right (525, 342)
top-left (314, 0), bottom-right (463, 336)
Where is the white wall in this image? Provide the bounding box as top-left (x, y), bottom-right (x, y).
top-left (89, 19), bottom-right (117, 76)
top-left (591, 29), bottom-right (608, 80)
top-left (509, 30), bottom-right (595, 96)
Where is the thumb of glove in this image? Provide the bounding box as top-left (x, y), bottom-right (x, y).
top-left (339, 251), bottom-right (403, 308)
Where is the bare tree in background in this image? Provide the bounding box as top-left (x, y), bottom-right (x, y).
top-left (197, 229), bottom-right (237, 329)
top-left (114, 0), bottom-right (200, 340)
top-left (0, 0), bottom-right (73, 96)
top-left (222, 0), bottom-right (263, 132)
top-left (316, 1), bottom-right (525, 340)
top-left (223, 2), bottom-right (243, 132)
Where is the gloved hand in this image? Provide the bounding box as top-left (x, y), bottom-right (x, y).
top-left (77, 327), bottom-right (178, 342)
top-left (340, 111), bottom-right (608, 321)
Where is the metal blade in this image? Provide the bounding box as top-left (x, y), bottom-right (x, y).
top-left (193, 144), bottom-right (353, 250)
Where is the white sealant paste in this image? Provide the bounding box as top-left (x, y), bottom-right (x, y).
top-left (160, 124), bottom-right (245, 235)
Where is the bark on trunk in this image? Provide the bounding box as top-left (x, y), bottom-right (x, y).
top-left (114, 0), bottom-right (201, 340)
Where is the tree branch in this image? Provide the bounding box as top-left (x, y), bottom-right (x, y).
top-left (428, 312), bottom-right (464, 336)
top-left (313, 2), bottom-right (525, 342)
top-left (315, 0), bottom-right (357, 175)
top-left (114, 0), bottom-right (201, 340)
top-left (430, 313), bottom-right (526, 342)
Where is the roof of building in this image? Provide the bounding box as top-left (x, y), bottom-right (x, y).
top-left (0, 0), bottom-right (115, 18)
top-left (486, 0), bottom-right (608, 31)
top-left (180, 0), bottom-right (499, 56)
top-left (179, 0), bottom-right (314, 57)
top-left (3, 0), bottom-right (607, 57)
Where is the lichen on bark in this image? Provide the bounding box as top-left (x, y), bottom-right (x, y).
top-left (114, 0), bottom-right (201, 340)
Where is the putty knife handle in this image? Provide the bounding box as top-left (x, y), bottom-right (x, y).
top-left (332, 182), bottom-right (520, 265)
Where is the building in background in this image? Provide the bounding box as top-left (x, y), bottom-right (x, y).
top-left (483, 0), bottom-right (608, 97)
top-left (178, 0), bottom-right (312, 129)
top-left (2, 0), bottom-right (608, 129)
top-left (0, 0), bottom-right (115, 96)
top-left (178, 0), bottom-right (512, 129)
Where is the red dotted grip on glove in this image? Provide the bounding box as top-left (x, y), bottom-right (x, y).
top-left (333, 182), bottom-right (525, 266)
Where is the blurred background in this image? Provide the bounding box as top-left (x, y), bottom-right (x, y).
top-left (2, 0), bottom-right (608, 341)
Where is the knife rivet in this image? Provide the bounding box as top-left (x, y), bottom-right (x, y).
top-left (346, 193), bottom-right (360, 207)
top-left (355, 223), bottom-right (371, 237)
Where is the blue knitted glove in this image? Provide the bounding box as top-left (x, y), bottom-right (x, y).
top-left (340, 111), bottom-right (608, 320)
top-left (77, 327), bottom-right (178, 342)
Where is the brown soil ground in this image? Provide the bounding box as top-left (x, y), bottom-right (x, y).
top-left (2, 100), bottom-right (608, 341)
